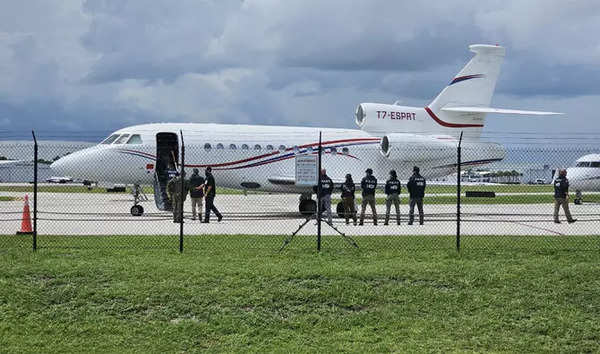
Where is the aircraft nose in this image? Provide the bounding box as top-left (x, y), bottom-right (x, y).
top-left (50, 154), bottom-right (75, 177)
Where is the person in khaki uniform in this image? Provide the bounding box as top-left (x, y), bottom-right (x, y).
top-left (188, 168), bottom-right (205, 221)
top-left (167, 171), bottom-right (189, 223)
top-left (553, 169), bottom-right (577, 224)
top-left (340, 174), bottom-right (357, 225)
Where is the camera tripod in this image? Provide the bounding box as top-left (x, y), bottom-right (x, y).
top-left (279, 212), bottom-right (359, 252)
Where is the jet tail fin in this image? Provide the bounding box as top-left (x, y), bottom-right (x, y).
top-left (429, 44), bottom-right (506, 112)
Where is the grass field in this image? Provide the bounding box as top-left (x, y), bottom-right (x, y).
top-left (1, 235), bottom-right (600, 352)
top-left (0, 196), bottom-right (16, 201)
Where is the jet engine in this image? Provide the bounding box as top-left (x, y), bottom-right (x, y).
top-left (379, 133), bottom-right (456, 162)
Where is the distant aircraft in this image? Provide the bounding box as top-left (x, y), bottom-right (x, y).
top-left (566, 154), bottom-right (600, 204)
top-left (51, 44), bottom-right (561, 216)
top-left (46, 176), bottom-right (73, 184)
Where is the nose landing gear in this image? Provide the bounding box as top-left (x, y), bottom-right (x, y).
top-left (130, 184), bottom-right (148, 216)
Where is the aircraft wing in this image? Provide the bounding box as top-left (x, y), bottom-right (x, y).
top-left (267, 176), bottom-right (380, 190)
top-left (441, 106), bottom-right (563, 115)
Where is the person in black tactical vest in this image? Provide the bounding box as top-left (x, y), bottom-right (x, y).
top-left (341, 174), bottom-right (357, 225)
top-left (202, 166), bottom-right (223, 223)
top-left (189, 168), bottom-right (205, 221)
top-left (359, 168), bottom-right (378, 226)
top-left (553, 169), bottom-right (577, 224)
top-left (314, 169), bottom-right (334, 225)
top-left (384, 170), bottom-right (401, 225)
top-left (407, 166), bottom-right (426, 225)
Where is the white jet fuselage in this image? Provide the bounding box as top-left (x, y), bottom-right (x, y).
top-left (51, 122), bottom-right (503, 192)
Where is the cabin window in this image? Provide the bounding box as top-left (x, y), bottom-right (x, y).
top-left (266, 144), bottom-right (274, 150)
top-left (342, 147), bottom-right (349, 154)
top-left (591, 162), bottom-right (600, 168)
top-left (229, 144), bottom-right (237, 150)
top-left (126, 134), bottom-right (143, 144)
top-left (306, 146), bottom-right (313, 153)
top-left (279, 145), bottom-right (286, 151)
top-left (242, 144), bottom-right (249, 150)
top-left (216, 143), bottom-right (224, 150)
top-left (101, 134), bottom-right (120, 145)
top-left (204, 143), bottom-right (212, 150)
top-left (293, 145), bottom-right (299, 154)
top-left (114, 134), bottom-right (131, 144)
top-left (330, 147), bottom-right (337, 154)
top-left (576, 162), bottom-right (591, 167)
top-left (254, 144), bottom-right (262, 150)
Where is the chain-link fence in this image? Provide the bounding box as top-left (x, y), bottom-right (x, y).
top-left (1, 132), bottom-right (599, 252)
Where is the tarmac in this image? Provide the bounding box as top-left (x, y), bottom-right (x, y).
top-left (2, 188), bottom-right (600, 236)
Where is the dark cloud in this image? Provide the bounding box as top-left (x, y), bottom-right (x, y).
top-left (1, 0), bottom-right (600, 140)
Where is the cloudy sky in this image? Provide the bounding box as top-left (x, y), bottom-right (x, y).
top-left (1, 0), bottom-right (600, 144)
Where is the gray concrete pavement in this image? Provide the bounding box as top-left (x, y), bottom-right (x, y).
top-left (1, 190), bottom-right (599, 236)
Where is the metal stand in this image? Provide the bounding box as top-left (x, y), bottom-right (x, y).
top-left (279, 214), bottom-right (359, 252)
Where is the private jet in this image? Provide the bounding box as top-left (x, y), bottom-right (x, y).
top-left (566, 154), bottom-right (600, 204)
top-left (51, 44), bottom-right (560, 216)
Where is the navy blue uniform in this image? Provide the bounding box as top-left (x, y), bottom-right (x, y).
top-left (204, 172), bottom-right (222, 222)
top-left (407, 173), bottom-right (426, 225)
top-left (384, 178), bottom-right (401, 225)
top-left (361, 175), bottom-right (377, 196)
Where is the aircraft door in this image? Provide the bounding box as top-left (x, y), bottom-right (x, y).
top-left (154, 132), bottom-right (179, 211)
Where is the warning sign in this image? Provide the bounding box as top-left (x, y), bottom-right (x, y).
top-left (295, 154), bottom-right (318, 186)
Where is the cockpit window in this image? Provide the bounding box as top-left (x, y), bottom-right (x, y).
top-left (114, 134), bottom-right (131, 144)
top-left (126, 134), bottom-right (143, 144)
top-left (101, 134), bottom-right (120, 144)
top-left (576, 162), bottom-right (591, 167)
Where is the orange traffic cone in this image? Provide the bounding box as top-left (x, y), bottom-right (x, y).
top-left (16, 195), bottom-right (33, 235)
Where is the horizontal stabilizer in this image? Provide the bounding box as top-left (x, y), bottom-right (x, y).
top-left (441, 106), bottom-right (563, 115)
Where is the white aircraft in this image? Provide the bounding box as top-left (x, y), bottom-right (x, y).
top-left (51, 44), bottom-right (560, 216)
top-left (566, 154), bottom-right (600, 204)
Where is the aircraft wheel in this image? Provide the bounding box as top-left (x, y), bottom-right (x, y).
top-left (336, 201), bottom-right (346, 218)
top-left (574, 198), bottom-right (582, 205)
top-left (131, 205), bottom-right (144, 216)
top-left (299, 199), bottom-right (316, 216)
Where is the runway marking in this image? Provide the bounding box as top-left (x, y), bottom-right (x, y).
top-left (510, 221), bottom-right (565, 236)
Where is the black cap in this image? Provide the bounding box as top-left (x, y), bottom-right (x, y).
top-left (390, 170), bottom-right (397, 177)
top-left (193, 168), bottom-right (199, 174)
top-left (413, 166), bottom-right (419, 173)
top-left (365, 168), bottom-right (373, 174)
top-left (345, 173), bottom-right (352, 179)
top-left (206, 166), bottom-right (212, 172)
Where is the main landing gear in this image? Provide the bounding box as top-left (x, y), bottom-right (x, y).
top-left (299, 193), bottom-right (317, 215)
top-left (130, 184), bottom-right (148, 216)
top-left (574, 190), bottom-right (583, 205)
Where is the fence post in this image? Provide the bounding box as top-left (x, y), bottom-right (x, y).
top-left (317, 132), bottom-right (322, 252)
top-left (179, 130), bottom-right (185, 253)
top-left (456, 131), bottom-right (463, 252)
top-left (32, 131), bottom-right (38, 252)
